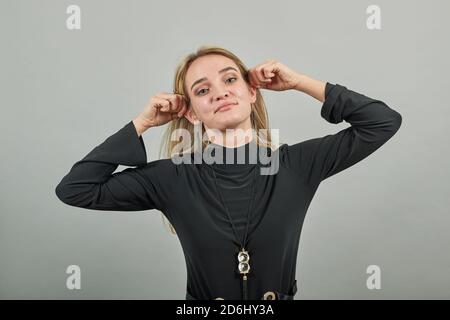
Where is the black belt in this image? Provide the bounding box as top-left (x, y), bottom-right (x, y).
top-left (186, 280), bottom-right (297, 300)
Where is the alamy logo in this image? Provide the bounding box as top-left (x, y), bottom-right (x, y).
top-left (366, 265), bottom-right (381, 290)
top-left (169, 126), bottom-right (281, 175)
top-left (66, 265), bottom-right (81, 290)
top-left (66, 5), bottom-right (81, 30)
top-left (366, 5), bottom-right (381, 30)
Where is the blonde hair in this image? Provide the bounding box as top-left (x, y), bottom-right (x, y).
top-left (158, 45), bottom-right (276, 235)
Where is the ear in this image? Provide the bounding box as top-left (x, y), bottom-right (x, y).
top-left (248, 83), bottom-right (257, 104)
top-left (184, 106), bottom-right (200, 125)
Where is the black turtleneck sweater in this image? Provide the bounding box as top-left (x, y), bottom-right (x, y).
top-left (55, 82), bottom-right (402, 300)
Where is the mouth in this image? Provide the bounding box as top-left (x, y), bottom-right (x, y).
top-left (215, 102), bottom-right (238, 113)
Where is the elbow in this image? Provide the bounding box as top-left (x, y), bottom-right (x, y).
top-left (390, 110), bottom-right (402, 134)
top-left (55, 182), bottom-right (82, 207)
top-left (380, 99), bottom-right (402, 134)
top-left (373, 106), bottom-right (402, 143)
top-left (378, 109), bottom-right (402, 144)
top-left (55, 183), bottom-right (71, 206)
top-left (55, 181), bottom-right (98, 209)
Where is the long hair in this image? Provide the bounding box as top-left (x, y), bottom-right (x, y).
top-left (158, 45), bottom-right (276, 235)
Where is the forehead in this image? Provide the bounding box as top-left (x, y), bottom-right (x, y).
top-left (186, 54), bottom-right (239, 83)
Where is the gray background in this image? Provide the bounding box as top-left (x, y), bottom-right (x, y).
top-left (1, 0), bottom-right (449, 299)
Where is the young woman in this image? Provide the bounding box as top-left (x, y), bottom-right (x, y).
top-left (55, 45), bottom-right (402, 300)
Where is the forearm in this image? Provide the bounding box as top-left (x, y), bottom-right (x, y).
top-left (294, 74), bottom-right (326, 103)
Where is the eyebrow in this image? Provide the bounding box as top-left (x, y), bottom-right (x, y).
top-left (190, 66), bottom-right (239, 92)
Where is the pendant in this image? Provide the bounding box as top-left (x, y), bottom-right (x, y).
top-left (237, 248), bottom-right (250, 275)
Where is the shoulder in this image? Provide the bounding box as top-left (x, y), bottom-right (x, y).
top-left (276, 138), bottom-right (326, 171)
top-left (141, 153), bottom-right (206, 175)
top-left (139, 157), bottom-right (184, 177)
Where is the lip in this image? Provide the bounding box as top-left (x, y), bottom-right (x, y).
top-left (215, 102), bottom-right (237, 113)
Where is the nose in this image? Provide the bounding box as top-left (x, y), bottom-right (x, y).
top-left (212, 82), bottom-right (231, 101)
top-left (215, 91), bottom-right (230, 102)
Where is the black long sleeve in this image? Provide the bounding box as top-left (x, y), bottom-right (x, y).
top-left (55, 121), bottom-right (177, 212)
top-left (283, 82), bottom-right (402, 186)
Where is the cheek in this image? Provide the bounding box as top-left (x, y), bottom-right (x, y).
top-left (192, 100), bottom-right (214, 119)
top-left (235, 86), bottom-right (253, 101)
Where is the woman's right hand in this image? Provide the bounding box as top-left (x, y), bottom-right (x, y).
top-left (133, 92), bottom-right (188, 135)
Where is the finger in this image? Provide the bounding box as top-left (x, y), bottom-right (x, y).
top-left (169, 95), bottom-right (180, 113)
top-left (174, 95), bottom-right (187, 117)
top-left (249, 61), bottom-right (275, 87)
top-left (163, 95), bottom-right (182, 113)
top-left (177, 97), bottom-right (188, 117)
top-left (167, 96), bottom-right (179, 112)
top-left (263, 63), bottom-right (277, 79)
top-left (260, 63), bottom-right (277, 82)
top-left (174, 94), bottom-right (188, 113)
top-left (169, 94), bottom-right (184, 117)
top-left (256, 65), bottom-right (272, 84)
top-left (255, 66), bottom-right (267, 83)
top-left (251, 69), bottom-right (266, 87)
top-left (152, 97), bottom-right (171, 111)
top-left (161, 100), bottom-right (172, 112)
top-left (178, 104), bottom-right (187, 118)
top-left (174, 96), bottom-right (184, 117)
top-left (153, 93), bottom-right (171, 111)
top-left (155, 93), bottom-right (178, 112)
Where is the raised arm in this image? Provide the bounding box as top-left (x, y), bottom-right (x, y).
top-left (55, 92), bottom-right (188, 213)
top-left (247, 60), bottom-right (401, 186)
top-left (55, 121), bottom-right (174, 212)
top-left (287, 79), bottom-right (402, 186)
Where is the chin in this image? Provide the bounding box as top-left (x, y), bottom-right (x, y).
top-left (218, 119), bottom-right (248, 131)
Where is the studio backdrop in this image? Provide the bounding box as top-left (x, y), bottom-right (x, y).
top-left (1, 0), bottom-right (449, 299)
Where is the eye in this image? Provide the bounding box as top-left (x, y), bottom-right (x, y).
top-left (197, 88), bottom-right (207, 95)
top-left (196, 77), bottom-right (237, 96)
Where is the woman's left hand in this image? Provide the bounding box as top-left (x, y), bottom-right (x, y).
top-left (248, 59), bottom-right (302, 91)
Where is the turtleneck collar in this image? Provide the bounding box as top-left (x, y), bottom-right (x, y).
top-left (204, 139), bottom-right (267, 165)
